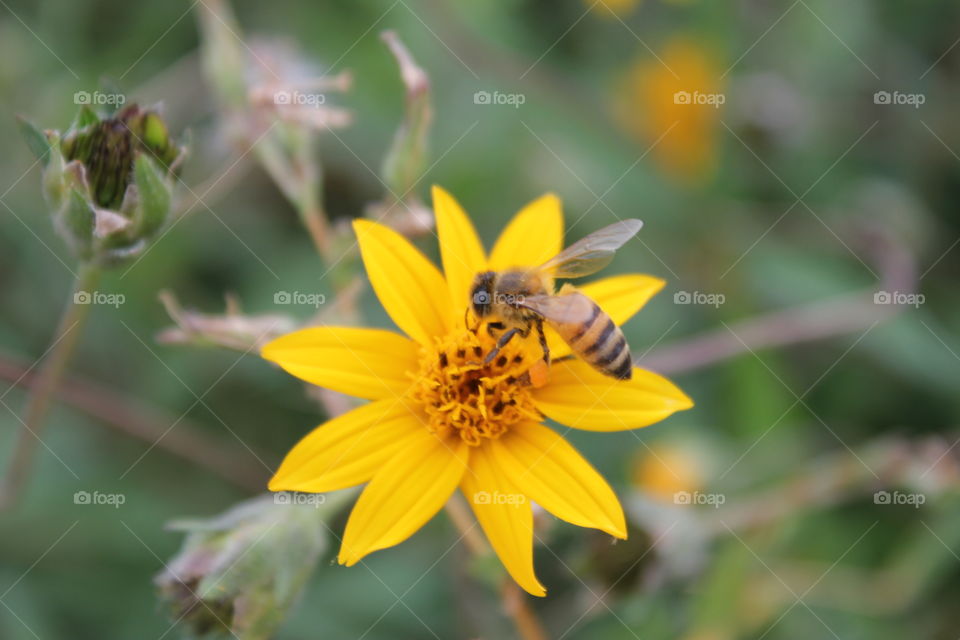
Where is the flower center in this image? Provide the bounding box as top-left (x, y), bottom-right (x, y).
top-left (411, 325), bottom-right (542, 446)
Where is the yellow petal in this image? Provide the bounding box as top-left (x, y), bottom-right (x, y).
top-left (548, 274), bottom-right (667, 358)
top-left (432, 186), bottom-right (487, 314)
top-left (268, 400), bottom-right (423, 493)
top-left (261, 327), bottom-right (418, 400)
top-left (533, 359), bottom-right (693, 431)
top-left (579, 274), bottom-right (665, 322)
top-left (338, 431), bottom-right (468, 565)
top-left (354, 219), bottom-right (452, 345)
top-left (488, 193), bottom-right (563, 269)
top-left (461, 444), bottom-right (546, 597)
top-left (494, 422), bottom-right (626, 538)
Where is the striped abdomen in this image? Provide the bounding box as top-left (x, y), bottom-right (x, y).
top-left (554, 300), bottom-right (632, 380)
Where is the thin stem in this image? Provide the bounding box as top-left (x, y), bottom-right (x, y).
top-left (642, 293), bottom-right (888, 375)
top-left (501, 579), bottom-right (549, 640)
top-left (642, 227), bottom-right (916, 375)
top-left (0, 263), bottom-right (101, 509)
top-left (298, 198), bottom-right (334, 261)
top-left (0, 350), bottom-right (273, 491)
top-left (445, 493), bottom-right (489, 556)
top-left (444, 496), bottom-right (548, 640)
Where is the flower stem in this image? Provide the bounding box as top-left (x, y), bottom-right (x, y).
top-left (445, 493), bottom-right (489, 555)
top-left (299, 198), bottom-right (334, 262)
top-left (0, 263), bottom-right (101, 509)
top-left (501, 579), bottom-right (548, 640)
top-left (444, 496), bottom-right (548, 640)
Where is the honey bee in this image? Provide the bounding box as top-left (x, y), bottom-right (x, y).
top-left (470, 219), bottom-right (643, 380)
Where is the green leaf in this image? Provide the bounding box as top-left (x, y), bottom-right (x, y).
top-left (71, 104), bottom-right (99, 130)
top-left (16, 116), bottom-right (52, 168)
top-left (60, 188), bottom-right (95, 257)
top-left (132, 153), bottom-right (171, 237)
top-left (41, 142), bottom-right (66, 206)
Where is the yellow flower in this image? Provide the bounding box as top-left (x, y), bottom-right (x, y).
top-left (615, 38), bottom-right (723, 182)
top-left (585, 0), bottom-right (693, 18)
top-left (631, 442), bottom-right (704, 501)
top-left (589, 0), bottom-right (643, 16)
top-left (261, 187), bottom-right (692, 596)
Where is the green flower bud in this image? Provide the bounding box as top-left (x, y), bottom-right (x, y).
top-left (156, 492), bottom-right (350, 639)
top-left (59, 104), bottom-right (181, 209)
top-left (19, 103), bottom-right (187, 266)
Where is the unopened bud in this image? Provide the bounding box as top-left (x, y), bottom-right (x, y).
top-left (20, 102), bottom-right (186, 266)
top-left (156, 492), bottom-right (350, 638)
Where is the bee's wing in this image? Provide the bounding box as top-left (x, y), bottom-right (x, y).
top-left (517, 292), bottom-right (596, 325)
top-left (538, 219), bottom-right (643, 279)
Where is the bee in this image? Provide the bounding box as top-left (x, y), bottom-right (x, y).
top-left (470, 219), bottom-right (643, 380)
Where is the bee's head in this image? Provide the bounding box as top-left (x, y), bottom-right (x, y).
top-left (470, 271), bottom-right (496, 317)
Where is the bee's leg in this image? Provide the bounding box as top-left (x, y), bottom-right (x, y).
top-left (485, 321), bottom-right (506, 339)
top-left (535, 318), bottom-right (550, 367)
top-left (483, 327), bottom-right (520, 365)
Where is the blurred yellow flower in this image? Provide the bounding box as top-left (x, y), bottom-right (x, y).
top-left (590, 0), bottom-right (642, 16)
top-left (585, 0), bottom-right (693, 18)
top-left (632, 442), bottom-right (704, 501)
top-left (261, 187), bottom-right (692, 596)
top-left (615, 38), bottom-right (724, 181)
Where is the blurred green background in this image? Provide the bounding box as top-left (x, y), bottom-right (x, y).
top-left (2, 1), bottom-right (960, 638)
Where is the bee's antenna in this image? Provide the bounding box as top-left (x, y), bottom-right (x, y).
top-left (464, 307), bottom-right (479, 333)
